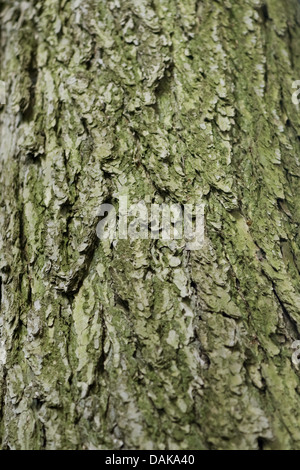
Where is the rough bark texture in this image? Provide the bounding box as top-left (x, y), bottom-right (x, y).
top-left (1, 0), bottom-right (300, 451)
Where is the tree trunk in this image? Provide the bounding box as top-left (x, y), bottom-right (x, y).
top-left (1, 0), bottom-right (300, 451)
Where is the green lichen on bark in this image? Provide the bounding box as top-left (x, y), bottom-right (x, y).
top-left (1, 0), bottom-right (300, 450)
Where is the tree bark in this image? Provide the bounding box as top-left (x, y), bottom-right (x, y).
top-left (1, 0), bottom-right (300, 450)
